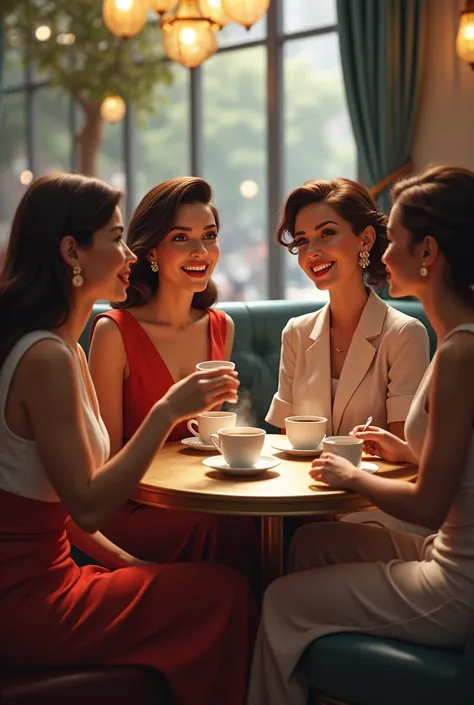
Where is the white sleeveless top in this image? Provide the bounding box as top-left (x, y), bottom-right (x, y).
top-left (0, 331), bottom-right (110, 502)
top-left (405, 323), bottom-right (474, 578)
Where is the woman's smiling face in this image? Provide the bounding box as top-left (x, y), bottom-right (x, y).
top-left (293, 202), bottom-right (369, 291)
top-left (149, 202), bottom-right (220, 294)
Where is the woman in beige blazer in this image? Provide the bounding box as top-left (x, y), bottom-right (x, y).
top-left (266, 178), bottom-right (430, 533)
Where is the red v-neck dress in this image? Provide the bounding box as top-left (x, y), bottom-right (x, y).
top-left (95, 308), bottom-right (228, 445)
top-left (90, 309), bottom-right (258, 581)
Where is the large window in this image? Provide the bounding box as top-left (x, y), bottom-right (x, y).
top-left (0, 0), bottom-right (355, 299)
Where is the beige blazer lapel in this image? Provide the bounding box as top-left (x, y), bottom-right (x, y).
top-left (305, 303), bottom-right (333, 434)
top-left (332, 291), bottom-right (388, 435)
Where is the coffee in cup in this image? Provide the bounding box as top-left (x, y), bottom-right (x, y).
top-left (196, 360), bottom-right (236, 372)
top-left (210, 427), bottom-right (265, 468)
top-left (187, 411), bottom-right (237, 445)
top-left (322, 436), bottom-right (363, 466)
top-left (285, 416), bottom-right (327, 450)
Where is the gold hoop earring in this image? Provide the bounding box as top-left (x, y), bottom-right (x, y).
top-left (359, 251), bottom-right (370, 269)
top-left (72, 264), bottom-right (84, 287)
top-left (420, 263), bottom-right (428, 277)
top-left (150, 261), bottom-right (159, 273)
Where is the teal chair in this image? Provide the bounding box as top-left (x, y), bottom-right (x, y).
top-left (303, 631), bottom-right (474, 705)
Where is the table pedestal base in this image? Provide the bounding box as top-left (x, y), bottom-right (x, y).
top-left (260, 515), bottom-right (283, 590)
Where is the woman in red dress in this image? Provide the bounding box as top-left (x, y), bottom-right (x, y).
top-left (88, 177), bottom-right (258, 578)
top-left (0, 173), bottom-right (257, 705)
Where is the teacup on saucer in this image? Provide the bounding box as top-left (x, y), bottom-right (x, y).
top-left (210, 426), bottom-right (265, 468)
top-left (285, 416), bottom-right (327, 451)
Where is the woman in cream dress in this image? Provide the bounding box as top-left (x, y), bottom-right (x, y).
top-left (247, 166), bottom-right (474, 705)
top-left (266, 178), bottom-right (430, 535)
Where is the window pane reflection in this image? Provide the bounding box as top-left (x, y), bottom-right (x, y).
top-left (202, 47), bottom-right (267, 301)
top-left (0, 92), bottom-right (27, 272)
top-left (283, 0), bottom-right (336, 35)
top-left (136, 65), bottom-right (190, 204)
top-left (37, 88), bottom-right (72, 174)
top-left (284, 34), bottom-right (356, 302)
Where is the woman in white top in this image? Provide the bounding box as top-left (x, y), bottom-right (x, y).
top-left (267, 178), bottom-right (430, 534)
top-left (247, 165), bottom-right (474, 705)
top-left (0, 173), bottom-right (257, 705)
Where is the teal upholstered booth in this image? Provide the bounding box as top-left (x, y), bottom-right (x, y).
top-left (80, 298), bottom-right (436, 432)
top-left (303, 632), bottom-right (474, 705)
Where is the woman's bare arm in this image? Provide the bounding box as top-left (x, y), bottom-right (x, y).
top-left (66, 521), bottom-right (148, 569)
top-left (20, 339), bottom-right (238, 533)
top-left (346, 335), bottom-right (474, 529)
top-left (89, 318), bottom-right (127, 457)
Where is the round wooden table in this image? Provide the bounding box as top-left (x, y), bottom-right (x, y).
top-left (133, 434), bottom-right (417, 588)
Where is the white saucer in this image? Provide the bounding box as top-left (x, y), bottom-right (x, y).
top-left (360, 461), bottom-right (379, 473)
top-left (202, 454), bottom-right (281, 476)
top-left (181, 437), bottom-right (216, 452)
top-left (271, 438), bottom-right (323, 457)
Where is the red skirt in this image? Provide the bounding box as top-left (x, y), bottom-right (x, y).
top-left (0, 489), bottom-right (257, 705)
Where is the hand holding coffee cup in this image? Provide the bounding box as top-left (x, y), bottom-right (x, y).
top-left (210, 427), bottom-right (265, 468)
top-left (310, 450), bottom-right (360, 489)
top-left (285, 416), bottom-right (327, 450)
top-left (187, 411), bottom-right (237, 445)
top-left (160, 366), bottom-right (239, 421)
top-left (322, 436), bottom-right (364, 466)
top-left (195, 361), bottom-right (237, 404)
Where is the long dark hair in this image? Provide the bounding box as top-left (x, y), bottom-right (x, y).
top-left (391, 165), bottom-right (474, 306)
top-left (114, 177), bottom-right (219, 311)
top-left (0, 173), bottom-right (122, 365)
top-left (276, 178), bottom-right (389, 288)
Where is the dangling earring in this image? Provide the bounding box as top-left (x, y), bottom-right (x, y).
top-left (72, 264), bottom-right (84, 287)
top-left (420, 262), bottom-right (428, 277)
top-left (150, 261), bottom-right (159, 273)
top-left (359, 251), bottom-right (370, 269)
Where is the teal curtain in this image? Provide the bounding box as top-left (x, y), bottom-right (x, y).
top-left (336, 0), bottom-right (425, 211)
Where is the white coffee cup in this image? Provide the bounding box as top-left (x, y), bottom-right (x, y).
top-left (196, 360), bottom-right (236, 371)
top-left (322, 436), bottom-right (363, 466)
top-left (285, 416), bottom-right (327, 450)
top-left (187, 411), bottom-right (237, 445)
top-left (210, 427), bottom-right (265, 468)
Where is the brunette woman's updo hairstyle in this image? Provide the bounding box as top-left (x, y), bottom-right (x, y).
top-left (114, 176), bottom-right (219, 310)
top-left (391, 165), bottom-right (474, 305)
top-left (276, 177), bottom-right (389, 288)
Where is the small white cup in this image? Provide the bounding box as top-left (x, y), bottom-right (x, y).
top-left (210, 427), bottom-right (265, 468)
top-left (285, 416), bottom-right (327, 450)
top-left (196, 360), bottom-right (236, 371)
top-left (187, 411), bottom-right (237, 445)
top-left (322, 436), bottom-right (363, 466)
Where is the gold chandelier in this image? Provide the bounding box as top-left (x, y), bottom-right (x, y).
top-left (161, 0), bottom-right (218, 68)
top-left (102, 0), bottom-right (272, 67)
top-left (102, 0), bottom-right (148, 39)
top-left (198, 0), bottom-right (233, 28)
top-left (222, 0), bottom-right (270, 29)
top-left (457, 2), bottom-right (474, 69)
